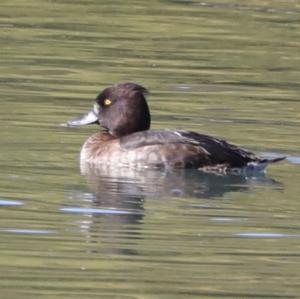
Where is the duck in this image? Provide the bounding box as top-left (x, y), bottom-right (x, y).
top-left (67, 82), bottom-right (285, 174)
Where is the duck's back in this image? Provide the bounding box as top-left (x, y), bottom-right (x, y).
top-left (80, 129), bottom-right (273, 173)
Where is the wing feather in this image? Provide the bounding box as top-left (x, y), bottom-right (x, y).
top-left (120, 129), bottom-right (258, 167)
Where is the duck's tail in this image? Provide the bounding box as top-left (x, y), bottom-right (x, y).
top-left (261, 156), bottom-right (286, 164)
top-left (246, 156), bottom-right (286, 173)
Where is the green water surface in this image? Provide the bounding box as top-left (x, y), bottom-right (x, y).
top-left (0, 1), bottom-right (300, 298)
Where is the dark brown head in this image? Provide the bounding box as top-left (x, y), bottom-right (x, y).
top-left (67, 83), bottom-right (151, 137)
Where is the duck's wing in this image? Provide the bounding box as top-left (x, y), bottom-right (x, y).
top-left (120, 129), bottom-right (200, 148)
top-left (178, 130), bottom-right (258, 166)
top-left (120, 129), bottom-right (258, 167)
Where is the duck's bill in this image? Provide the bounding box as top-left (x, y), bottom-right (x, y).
top-left (66, 109), bottom-right (98, 127)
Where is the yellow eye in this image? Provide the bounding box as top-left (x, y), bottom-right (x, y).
top-left (104, 98), bottom-right (112, 106)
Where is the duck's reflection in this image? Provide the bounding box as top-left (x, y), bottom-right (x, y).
top-left (73, 163), bottom-right (281, 255)
top-left (81, 162), bottom-right (278, 201)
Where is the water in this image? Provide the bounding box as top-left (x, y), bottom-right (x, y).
top-left (0, 0), bottom-right (300, 298)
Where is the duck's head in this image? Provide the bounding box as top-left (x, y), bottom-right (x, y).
top-left (68, 83), bottom-right (151, 137)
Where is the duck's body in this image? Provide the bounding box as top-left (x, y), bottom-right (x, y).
top-left (68, 83), bottom-right (285, 174)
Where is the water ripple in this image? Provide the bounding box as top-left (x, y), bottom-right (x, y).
top-left (235, 232), bottom-right (300, 238)
top-left (0, 228), bottom-right (55, 234)
top-left (287, 156), bottom-right (300, 165)
top-left (0, 199), bottom-right (24, 206)
top-left (60, 206), bottom-right (135, 215)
